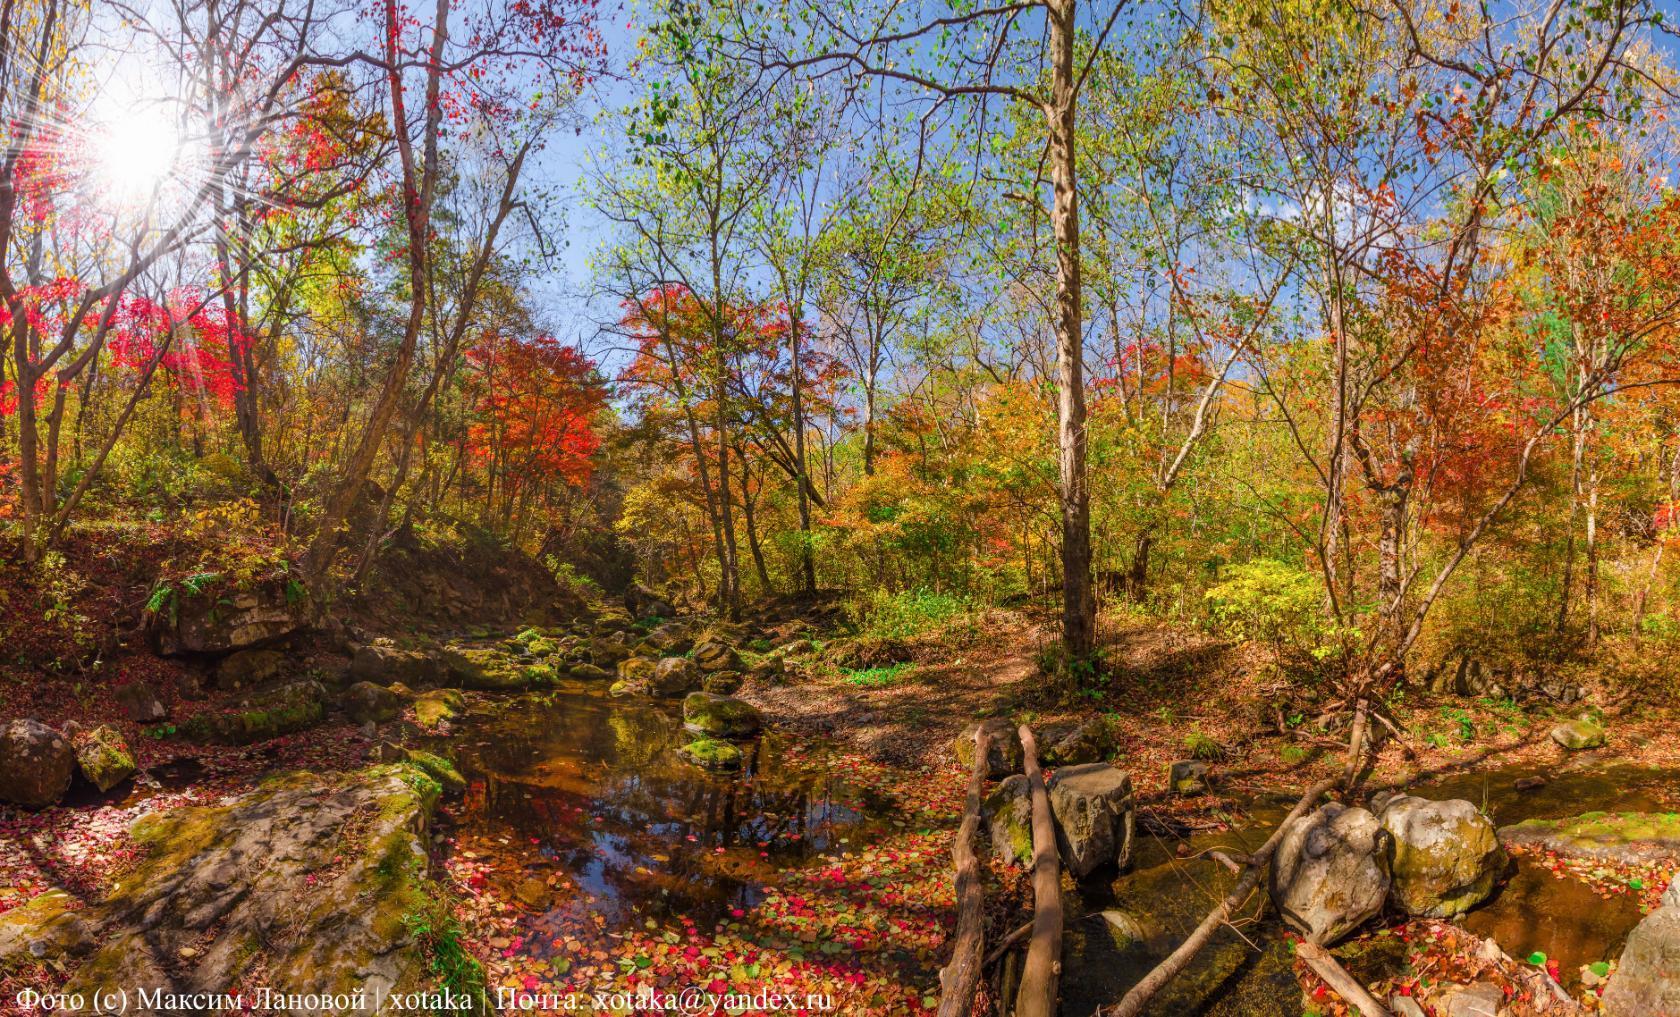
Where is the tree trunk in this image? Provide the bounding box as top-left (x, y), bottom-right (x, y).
top-left (1016, 726), bottom-right (1062, 1017)
top-left (1047, 0), bottom-right (1094, 663)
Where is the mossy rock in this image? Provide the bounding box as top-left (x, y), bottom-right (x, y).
top-left (680, 737), bottom-right (743, 771)
top-left (74, 725), bottom-right (137, 793)
top-left (571, 663), bottom-right (612, 681)
top-left (1551, 718), bottom-right (1606, 750)
top-left (1379, 796), bottom-right (1506, 918)
top-left (180, 681), bottom-right (326, 745)
top-left (1501, 811), bottom-right (1680, 864)
top-left (24, 766), bottom-right (447, 1006)
top-left (954, 718), bottom-right (1023, 779)
top-left (618, 656), bottom-right (657, 683)
top-left (682, 692), bottom-right (762, 739)
top-left (702, 671), bottom-right (744, 695)
top-left (982, 774), bottom-right (1033, 866)
top-left (413, 688), bottom-right (465, 729)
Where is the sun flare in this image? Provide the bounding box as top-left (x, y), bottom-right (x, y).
top-left (90, 104), bottom-right (184, 206)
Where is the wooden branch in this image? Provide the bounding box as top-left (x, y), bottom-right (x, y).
top-left (1015, 726), bottom-right (1062, 1017)
top-left (1099, 778), bottom-right (1338, 1017)
top-left (1296, 941), bottom-right (1392, 1017)
top-left (982, 920), bottom-right (1034, 968)
top-left (937, 726), bottom-right (992, 1017)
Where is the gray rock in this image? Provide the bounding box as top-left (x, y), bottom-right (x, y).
top-left (1167, 760), bottom-right (1210, 796)
top-left (1268, 803), bottom-right (1391, 944)
top-left (1435, 981), bottom-right (1503, 1017)
top-left (0, 765), bottom-right (441, 1010)
top-left (151, 583), bottom-right (306, 655)
top-left (1665, 876), bottom-right (1680, 910)
top-left (954, 718), bottom-right (1023, 779)
top-left (1043, 718), bottom-right (1114, 766)
top-left (1047, 763), bottom-right (1135, 879)
top-left (982, 775), bottom-right (1033, 866)
top-left (703, 671), bottom-right (744, 695)
top-left (1379, 796), bottom-right (1506, 917)
top-left (349, 642), bottom-right (444, 686)
top-left (114, 682), bottom-right (168, 722)
top-left (1605, 905), bottom-right (1680, 1016)
top-left (0, 720), bottom-right (75, 809)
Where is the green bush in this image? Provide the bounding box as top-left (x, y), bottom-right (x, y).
top-left (1204, 558), bottom-right (1327, 660)
top-left (850, 588), bottom-right (972, 640)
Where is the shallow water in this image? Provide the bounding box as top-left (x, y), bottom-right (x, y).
top-left (423, 678), bottom-right (892, 928)
top-left (1058, 761), bottom-right (1680, 1015)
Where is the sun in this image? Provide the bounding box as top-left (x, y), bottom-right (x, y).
top-left (91, 104), bottom-right (185, 206)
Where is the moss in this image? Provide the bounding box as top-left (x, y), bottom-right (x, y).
top-left (680, 737), bottom-right (743, 771)
top-left (401, 751), bottom-right (466, 794)
top-left (681, 692), bottom-right (762, 738)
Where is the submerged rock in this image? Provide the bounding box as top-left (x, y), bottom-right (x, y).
top-left (982, 774), bottom-right (1034, 866)
top-left (0, 765), bottom-right (452, 1011)
top-left (1047, 763), bottom-right (1135, 879)
top-left (1378, 796), bottom-right (1506, 918)
top-left (1269, 803), bottom-right (1391, 944)
top-left (683, 693), bottom-right (762, 739)
top-left (954, 718), bottom-right (1023, 779)
top-left (1551, 718), bottom-right (1607, 750)
top-left (680, 737), bottom-right (743, 771)
top-left (1604, 906), bottom-right (1680, 1017)
top-left (73, 724), bottom-right (138, 793)
top-left (0, 719), bottom-right (75, 808)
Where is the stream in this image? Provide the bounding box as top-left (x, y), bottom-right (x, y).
top-left (417, 675), bottom-right (1678, 1015)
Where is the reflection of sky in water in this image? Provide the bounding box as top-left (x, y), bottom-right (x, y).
top-left (430, 679), bottom-right (886, 928)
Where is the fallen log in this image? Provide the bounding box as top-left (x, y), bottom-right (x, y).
top-left (1296, 940), bottom-right (1392, 1017)
top-left (937, 725), bottom-right (992, 1017)
top-left (1098, 777), bottom-right (1339, 1017)
top-left (1014, 725), bottom-right (1062, 1017)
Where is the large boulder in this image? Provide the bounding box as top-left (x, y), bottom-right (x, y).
top-left (73, 724), bottom-right (138, 793)
top-left (954, 718), bottom-right (1023, 779)
top-left (1551, 718), bottom-right (1607, 750)
top-left (0, 765), bottom-right (448, 1011)
top-left (649, 657), bottom-right (702, 698)
top-left (983, 775), bottom-right (1034, 866)
top-left (691, 639), bottom-right (743, 673)
top-left (0, 720), bottom-right (75, 808)
top-left (341, 681), bottom-right (403, 724)
top-left (590, 636), bottom-right (633, 668)
top-left (180, 680), bottom-right (326, 745)
top-left (647, 621), bottom-right (694, 655)
top-left (1378, 796), bottom-right (1506, 917)
top-left (682, 693), bottom-right (762, 739)
top-left (1047, 763), bottom-right (1135, 879)
top-left (1269, 803), bottom-right (1391, 944)
top-left (1604, 906), bottom-right (1680, 1016)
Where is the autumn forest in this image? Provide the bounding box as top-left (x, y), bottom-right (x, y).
top-left (6, 0), bottom-right (1680, 1015)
